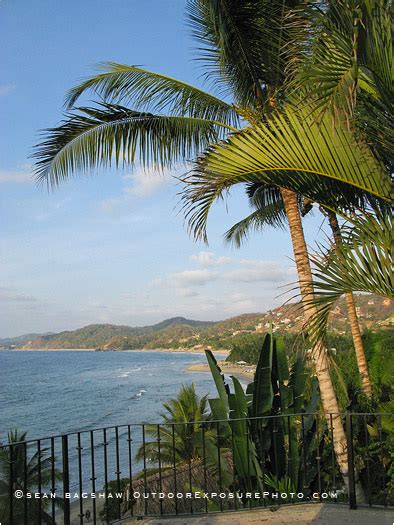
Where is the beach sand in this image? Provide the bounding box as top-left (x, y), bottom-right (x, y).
top-left (186, 360), bottom-right (256, 381)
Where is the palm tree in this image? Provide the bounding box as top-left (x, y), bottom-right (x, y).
top-left (306, 212), bottom-right (393, 343)
top-left (135, 384), bottom-right (210, 465)
top-left (323, 210), bottom-right (373, 397)
top-left (225, 183), bottom-right (373, 398)
top-left (180, 1), bottom-right (389, 501)
top-left (0, 430), bottom-right (62, 525)
top-left (33, 0), bottom-right (390, 498)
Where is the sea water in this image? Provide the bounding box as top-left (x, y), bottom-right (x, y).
top-left (0, 350), bottom-right (228, 492)
top-left (0, 350), bottom-right (221, 438)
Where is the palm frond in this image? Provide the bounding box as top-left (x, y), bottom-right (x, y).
top-left (66, 62), bottom-right (239, 127)
top-left (224, 183), bottom-right (289, 247)
top-left (292, 0), bottom-right (393, 122)
top-left (181, 103), bottom-right (392, 241)
top-left (186, 0), bottom-right (309, 108)
top-left (33, 103), bottom-right (232, 187)
top-left (306, 211), bottom-right (393, 342)
top-left (224, 205), bottom-right (287, 247)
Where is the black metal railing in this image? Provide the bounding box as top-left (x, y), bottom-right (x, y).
top-left (0, 412), bottom-right (392, 524)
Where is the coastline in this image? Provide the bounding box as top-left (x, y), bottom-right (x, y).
top-left (186, 360), bottom-right (256, 381)
top-left (11, 347), bottom-right (230, 355)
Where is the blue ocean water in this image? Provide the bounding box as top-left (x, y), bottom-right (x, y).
top-left (0, 350), bottom-right (219, 440)
top-left (0, 350), bottom-right (243, 494)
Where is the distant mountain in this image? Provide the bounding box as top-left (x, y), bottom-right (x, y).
top-left (150, 317), bottom-right (214, 331)
top-left (0, 332), bottom-right (54, 347)
top-left (5, 294), bottom-right (392, 351)
top-left (18, 317), bottom-right (216, 350)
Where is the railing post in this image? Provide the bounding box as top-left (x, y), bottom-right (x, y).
top-left (345, 412), bottom-right (357, 509)
top-left (62, 434), bottom-right (71, 525)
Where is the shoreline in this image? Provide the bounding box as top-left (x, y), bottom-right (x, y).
top-left (10, 347), bottom-right (230, 355)
top-left (186, 360), bottom-right (256, 381)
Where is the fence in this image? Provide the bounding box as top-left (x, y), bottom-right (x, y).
top-left (0, 412), bottom-right (392, 524)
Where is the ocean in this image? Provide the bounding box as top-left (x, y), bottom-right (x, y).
top-left (0, 349), bottom-right (221, 439)
top-left (1, 349), bottom-right (229, 493)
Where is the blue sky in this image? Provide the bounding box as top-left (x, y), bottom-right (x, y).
top-left (0, 0), bottom-right (327, 337)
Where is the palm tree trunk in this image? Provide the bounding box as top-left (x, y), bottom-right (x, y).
top-left (281, 188), bottom-right (364, 501)
top-left (326, 210), bottom-right (372, 398)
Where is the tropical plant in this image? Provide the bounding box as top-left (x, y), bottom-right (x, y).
top-left (0, 430), bottom-right (62, 525)
top-left (33, 0), bottom-right (392, 497)
top-left (306, 212), bottom-right (393, 344)
top-left (225, 182), bottom-right (374, 397)
top-left (205, 332), bottom-right (332, 502)
top-left (178, 2), bottom-right (391, 500)
top-left (292, 0), bottom-right (393, 167)
top-left (135, 383), bottom-right (211, 465)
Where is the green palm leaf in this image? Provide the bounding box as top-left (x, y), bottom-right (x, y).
top-left (181, 103), bottom-right (392, 241)
top-left (66, 62), bottom-right (239, 127)
top-left (34, 103), bottom-right (233, 187)
top-left (187, 0), bottom-right (309, 108)
top-left (306, 212), bottom-right (393, 342)
top-left (293, 0), bottom-right (393, 120)
top-left (224, 205), bottom-right (287, 247)
top-left (224, 183), bottom-right (305, 247)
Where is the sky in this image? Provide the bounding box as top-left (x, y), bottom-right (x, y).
top-left (0, 0), bottom-right (328, 338)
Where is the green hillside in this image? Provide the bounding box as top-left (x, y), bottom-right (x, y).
top-left (2, 294), bottom-right (391, 351)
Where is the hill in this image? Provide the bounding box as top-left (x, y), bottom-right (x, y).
top-left (16, 317), bottom-right (215, 350)
top-left (0, 332), bottom-right (54, 348)
top-left (2, 294), bottom-right (392, 351)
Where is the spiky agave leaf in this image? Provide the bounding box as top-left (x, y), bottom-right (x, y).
top-left (33, 103), bottom-right (234, 187)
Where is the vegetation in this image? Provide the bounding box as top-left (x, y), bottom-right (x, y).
top-left (135, 384), bottom-right (211, 465)
top-left (31, 0), bottom-right (392, 506)
top-left (225, 332), bottom-right (301, 365)
top-left (133, 332), bottom-right (392, 507)
top-left (205, 332), bottom-right (322, 499)
top-left (4, 294), bottom-right (391, 351)
top-left (0, 431), bottom-right (62, 525)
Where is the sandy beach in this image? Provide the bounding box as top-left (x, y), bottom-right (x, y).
top-left (186, 360), bottom-right (256, 381)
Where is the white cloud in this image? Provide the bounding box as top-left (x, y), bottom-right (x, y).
top-left (190, 251), bottom-right (232, 267)
top-left (100, 166), bottom-right (174, 212)
top-left (171, 269), bottom-right (218, 287)
top-left (0, 84), bottom-right (16, 97)
top-left (0, 168), bottom-right (33, 184)
top-left (225, 260), bottom-right (293, 283)
top-left (0, 287), bottom-right (37, 303)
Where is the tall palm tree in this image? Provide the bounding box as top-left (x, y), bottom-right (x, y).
top-left (178, 1), bottom-right (389, 500)
top-left (225, 183), bottom-right (373, 398)
top-left (33, 0), bottom-right (390, 498)
top-left (0, 430), bottom-right (62, 525)
top-left (306, 212), bottom-right (393, 343)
